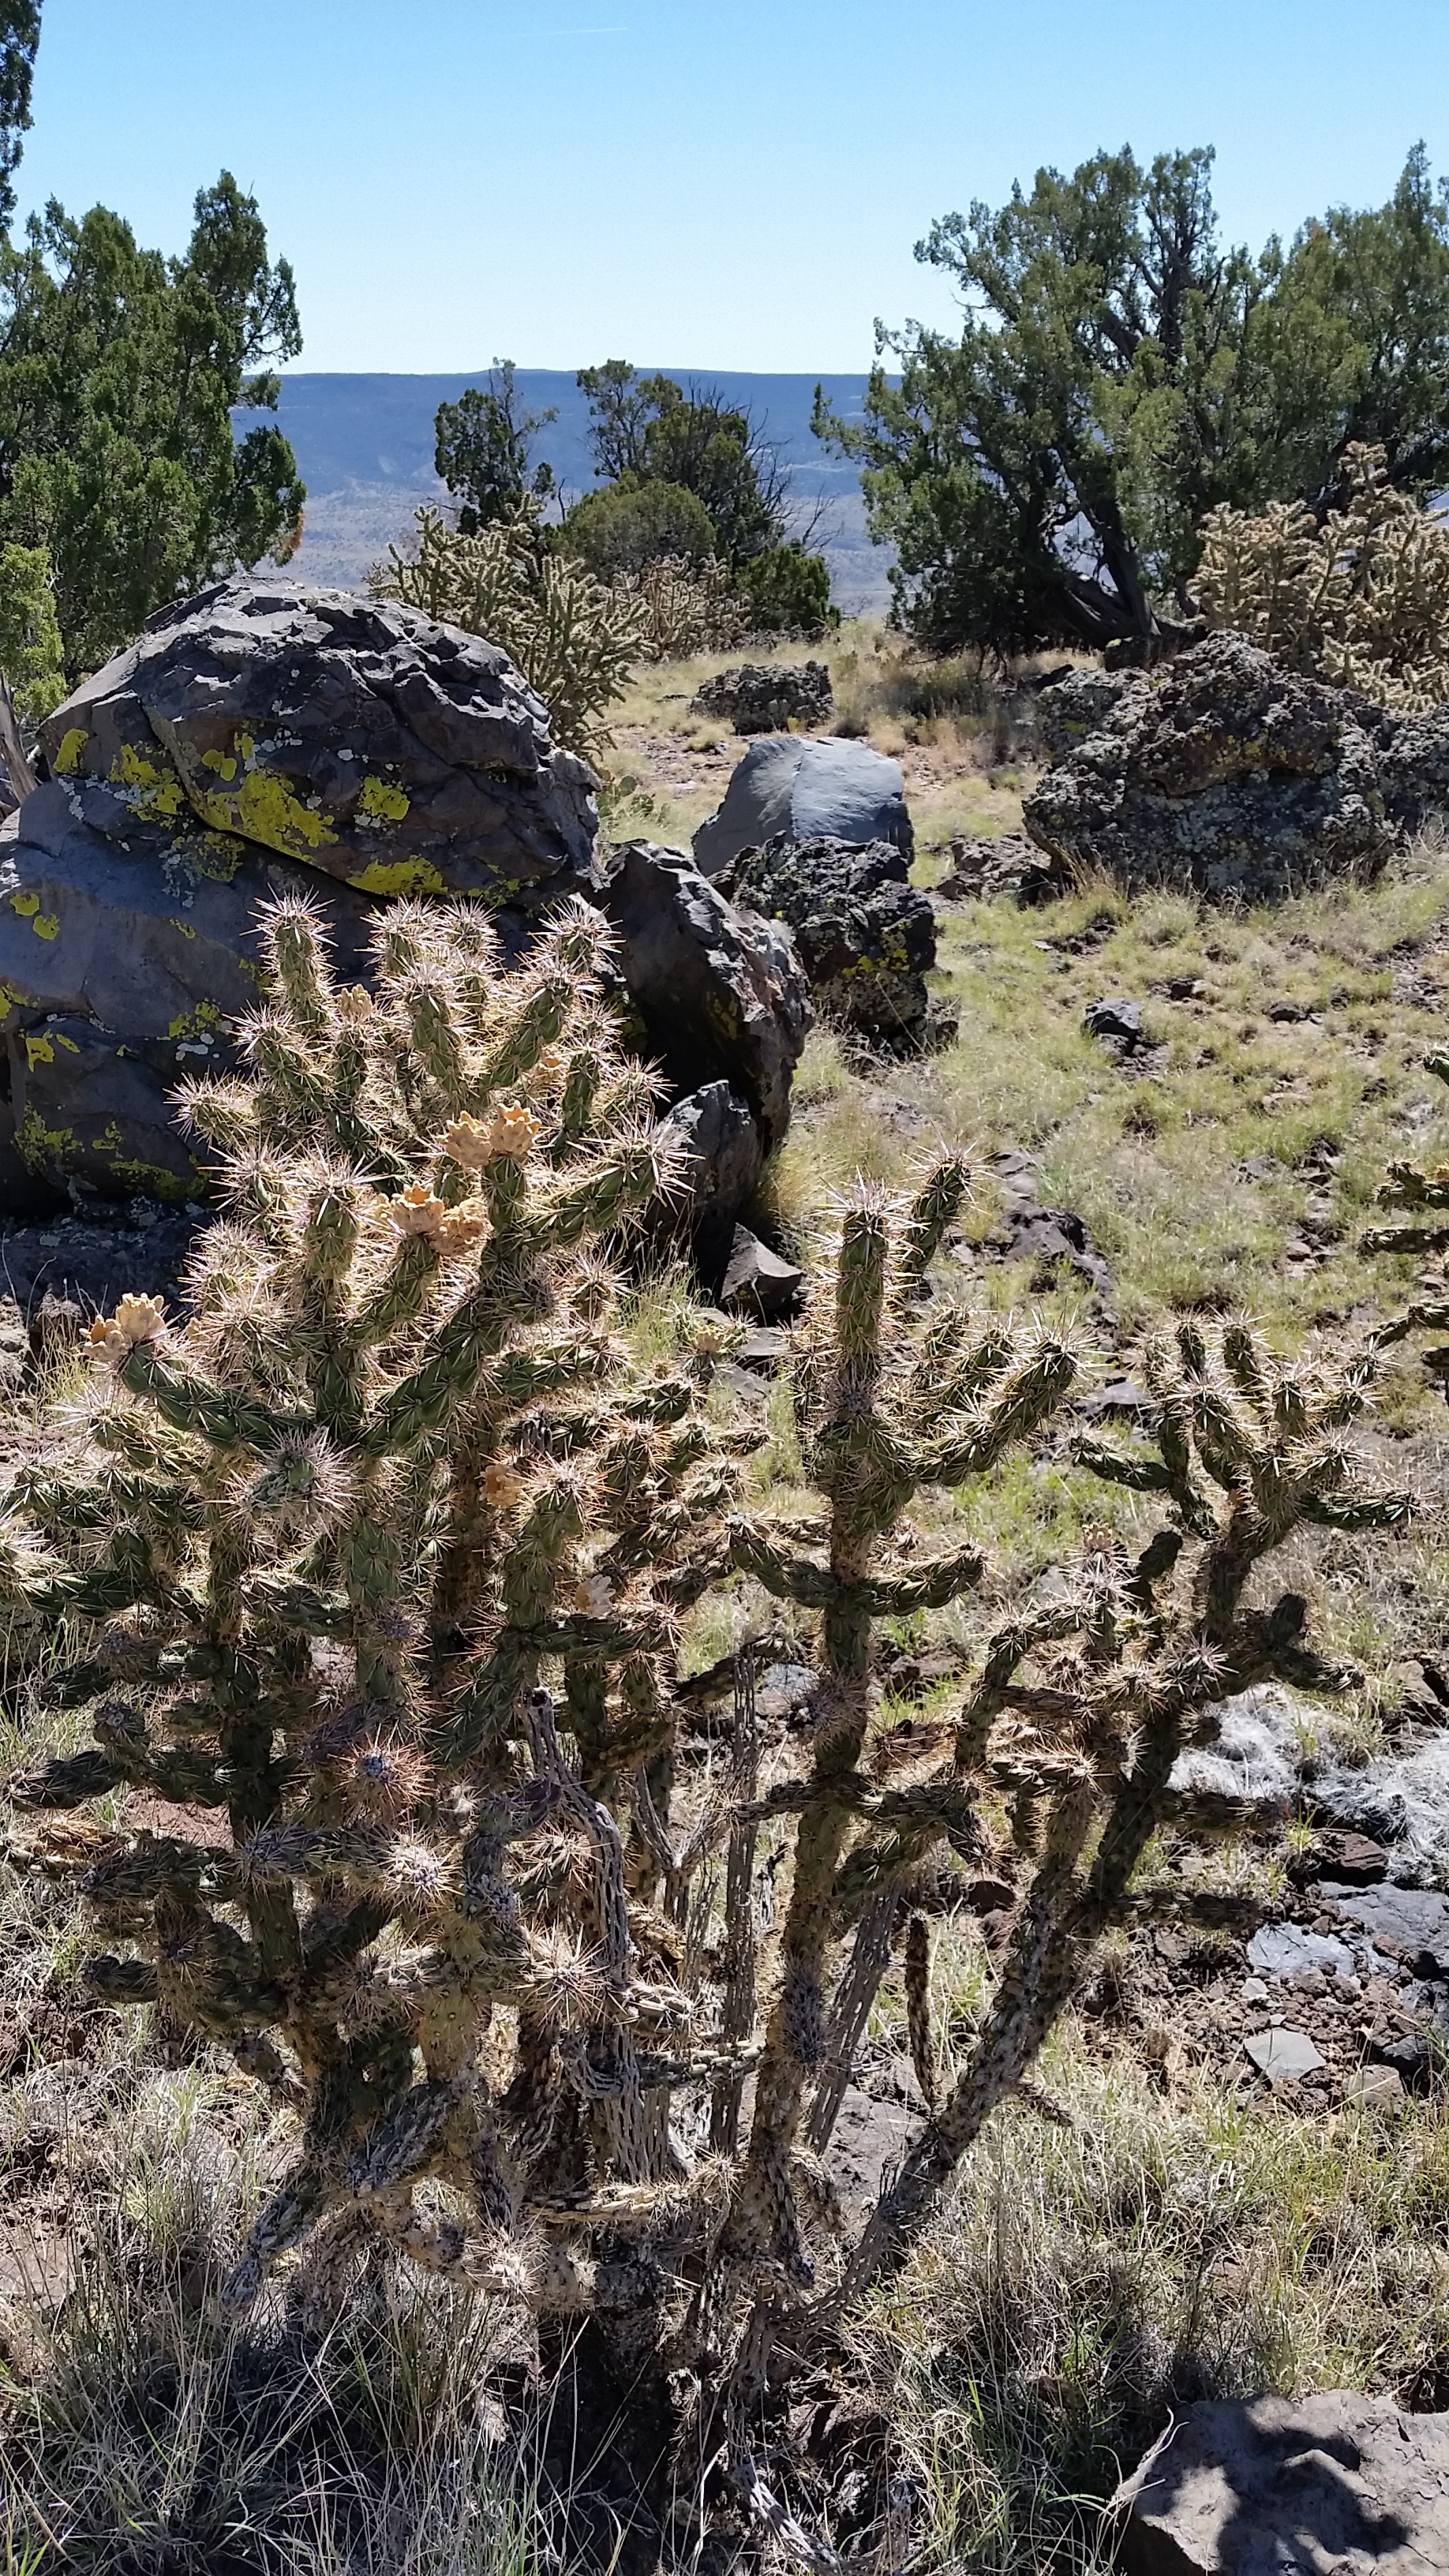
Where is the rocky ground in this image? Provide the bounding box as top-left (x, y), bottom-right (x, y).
top-left (7, 627), bottom-right (1449, 2570)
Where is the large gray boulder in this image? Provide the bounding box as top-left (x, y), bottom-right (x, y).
top-left (1024, 633), bottom-right (1393, 900)
top-left (0, 586), bottom-right (808, 1252)
top-left (1118, 2391), bottom-right (1449, 2574)
top-left (592, 841), bottom-right (810, 1152)
top-left (692, 736), bottom-right (912, 877)
top-left (39, 578), bottom-right (597, 902)
top-left (717, 835), bottom-right (936, 1049)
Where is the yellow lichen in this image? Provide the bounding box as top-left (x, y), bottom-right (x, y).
top-left (24, 1032), bottom-right (53, 1066)
top-left (10, 891), bottom-right (38, 917)
top-left (350, 856), bottom-right (447, 897)
top-left (358, 776), bottom-right (410, 823)
top-left (32, 915), bottom-right (58, 940)
top-left (167, 1000), bottom-right (225, 1042)
top-left (54, 727), bottom-right (88, 776)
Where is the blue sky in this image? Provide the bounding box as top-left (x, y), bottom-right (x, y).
top-left (14, 0), bottom-right (1449, 373)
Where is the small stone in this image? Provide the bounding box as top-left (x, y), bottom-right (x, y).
top-left (1241, 1976), bottom-right (1269, 2003)
top-left (1244, 2027), bottom-right (1327, 2082)
top-left (736, 1325), bottom-right (788, 1371)
top-left (1343, 2065), bottom-right (1406, 2110)
top-left (721, 1226), bottom-right (803, 1321)
top-left (1084, 995), bottom-right (1144, 1046)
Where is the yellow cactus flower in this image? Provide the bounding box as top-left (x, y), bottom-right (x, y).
top-left (442, 1113), bottom-right (494, 1172)
top-left (88, 1293), bottom-right (167, 1361)
top-left (388, 1184), bottom-right (450, 1237)
top-left (489, 1103), bottom-right (543, 1161)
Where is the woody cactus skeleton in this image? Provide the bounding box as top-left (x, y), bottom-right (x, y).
top-left (4, 892), bottom-right (746, 2317)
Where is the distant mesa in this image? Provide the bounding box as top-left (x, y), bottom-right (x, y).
top-left (234, 369), bottom-right (893, 612)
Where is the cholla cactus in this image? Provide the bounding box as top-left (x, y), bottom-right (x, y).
top-left (1196, 443), bottom-right (1449, 711)
top-left (373, 503), bottom-right (641, 757)
top-left (713, 1183), bottom-right (1404, 2413)
top-left (841, 1309), bottom-right (1407, 2306)
top-left (0, 990), bottom-right (1407, 2510)
top-left (3, 891), bottom-right (747, 2329)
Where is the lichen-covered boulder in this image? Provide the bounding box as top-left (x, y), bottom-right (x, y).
top-left (692, 735), bottom-right (913, 877)
top-left (1034, 664), bottom-right (1138, 764)
top-left (0, 585), bottom-right (811, 1254)
top-left (718, 834), bottom-right (936, 1047)
top-left (691, 661), bottom-right (833, 736)
top-left (1023, 632), bottom-right (1393, 900)
top-left (37, 577), bottom-right (597, 904)
top-left (0, 781), bottom-right (379, 1199)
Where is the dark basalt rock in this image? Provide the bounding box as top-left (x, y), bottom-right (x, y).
top-left (691, 660), bottom-right (833, 736)
top-left (1024, 631), bottom-right (1396, 901)
top-left (591, 840), bottom-right (810, 1154)
top-left (692, 735), bottom-right (913, 878)
top-left (717, 833), bottom-right (936, 1048)
top-left (0, 587), bottom-right (810, 1266)
top-left (37, 576), bottom-right (597, 903)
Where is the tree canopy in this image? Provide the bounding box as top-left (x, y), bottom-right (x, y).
top-left (0, 171), bottom-right (304, 679)
top-left (817, 144), bottom-right (1449, 660)
top-left (0, 3), bottom-right (38, 231)
top-left (433, 361), bottom-right (556, 534)
top-left (575, 361), bottom-right (789, 566)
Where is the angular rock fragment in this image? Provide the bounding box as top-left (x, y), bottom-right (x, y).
top-left (1119, 2391), bottom-right (1449, 2575)
top-left (719, 833), bottom-right (936, 1048)
top-left (1243, 2026), bottom-right (1326, 2080)
top-left (721, 1225), bottom-right (803, 1320)
top-left (656, 1080), bottom-right (763, 1288)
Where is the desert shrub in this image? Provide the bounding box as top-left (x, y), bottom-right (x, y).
top-left (373, 502), bottom-right (640, 757)
top-left (732, 538), bottom-right (836, 638)
top-left (561, 477), bottom-right (716, 581)
top-left (0, 537), bottom-right (62, 728)
top-left (1196, 444), bottom-right (1449, 710)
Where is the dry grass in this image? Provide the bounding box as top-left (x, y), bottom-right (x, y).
top-left (601, 620), bottom-right (1047, 854)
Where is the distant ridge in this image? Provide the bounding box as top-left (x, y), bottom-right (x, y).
top-left (238, 369), bottom-right (891, 614)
